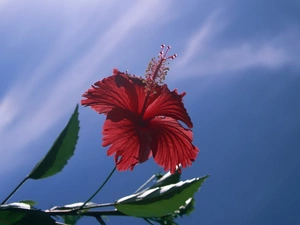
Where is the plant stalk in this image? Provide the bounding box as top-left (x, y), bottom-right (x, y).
top-left (134, 174), bottom-right (156, 193)
top-left (1, 176), bottom-right (28, 204)
top-left (47, 209), bottom-right (126, 216)
top-left (80, 166), bottom-right (116, 209)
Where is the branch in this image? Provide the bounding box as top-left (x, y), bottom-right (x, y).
top-left (45, 209), bottom-right (127, 217)
top-left (1, 176), bottom-right (28, 204)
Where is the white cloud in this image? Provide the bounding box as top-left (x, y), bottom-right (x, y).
top-left (0, 0), bottom-right (171, 173)
top-left (1, 0), bottom-right (299, 177)
top-left (0, 0), bottom-right (8, 8)
top-left (176, 10), bottom-right (226, 68)
top-left (174, 14), bottom-right (299, 77)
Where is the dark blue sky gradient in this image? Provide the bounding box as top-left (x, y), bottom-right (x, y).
top-left (1, 1), bottom-right (300, 225)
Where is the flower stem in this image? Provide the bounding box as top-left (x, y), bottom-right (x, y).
top-left (96, 216), bottom-right (106, 225)
top-left (134, 174), bottom-right (156, 193)
top-left (80, 166), bottom-right (116, 209)
top-left (47, 209), bottom-right (126, 217)
top-left (1, 176), bottom-right (29, 204)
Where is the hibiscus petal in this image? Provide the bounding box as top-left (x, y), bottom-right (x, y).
top-left (102, 114), bottom-right (151, 171)
top-left (143, 85), bottom-right (193, 128)
top-left (81, 71), bottom-right (146, 115)
top-left (149, 117), bottom-right (199, 173)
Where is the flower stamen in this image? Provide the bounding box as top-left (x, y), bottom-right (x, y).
top-left (140, 45), bottom-right (177, 117)
top-left (144, 44), bottom-right (177, 93)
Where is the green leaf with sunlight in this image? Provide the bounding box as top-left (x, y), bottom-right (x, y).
top-left (28, 105), bottom-right (80, 179)
top-left (19, 200), bottom-right (37, 207)
top-left (115, 175), bottom-right (209, 218)
top-left (150, 170), bottom-right (181, 189)
top-left (50, 202), bottom-right (96, 211)
top-left (176, 197), bottom-right (195, 217)
top-left (147, 198), bottom-right (196, 225)
top-left (0, 202), bottom-right (57, 225)
top-left (52, 202), bottom-right (95, 225)
top-left (0, 203), bottom-right (29, 224)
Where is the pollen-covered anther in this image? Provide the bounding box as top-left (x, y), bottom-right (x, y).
top-left (144, 45), bottom-right (177, 92)
top-left (169, 54), bottom-right (177, 60)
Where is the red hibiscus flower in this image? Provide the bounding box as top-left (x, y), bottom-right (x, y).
top-left (81, 45), bottom-right (199, 173)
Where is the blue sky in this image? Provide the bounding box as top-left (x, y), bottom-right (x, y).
top-left (0, 0), bottom-right (300, 224)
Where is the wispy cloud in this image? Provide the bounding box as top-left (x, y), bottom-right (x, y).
top-left (1, 0), bottom-right (299, 176)
top-left (176, 10), bottom-right (226, 68)
top-left (0, 0), bottom-right (171, 171)
top-left (0, 0), bottom-right (8, 8)
top-left (174, 13), bottom-right (300, 77)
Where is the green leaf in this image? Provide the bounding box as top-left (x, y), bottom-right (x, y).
top-left (0, 202), bottom-right (32, 210)
top-left (51, 202), bottom-right (95, 211)
top-left (28, 105), bottom-right (80, 179)
top-left (0, 203), bottom-right (29, 224)
top-left (0, 202), bottom-right (57, 225)
top-left (176, 197), bottom-right (195, 217)
top-left (16, 210), bottom-right (58, 225)
top-left (150, 216), bottom-right (179, 225)
top-left (115, 175), bottom-right (209, 218)
top-left (146, 197), bottom-right (195, 224)
top-left (19, 200), bottom-right (37, 207)
top-left (62, 215), bottom-right (82, 225)
top-left (151, 170), bottom-right (181, 189)
top-left (52, 202), bottom-right (95, 225)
